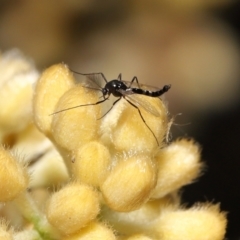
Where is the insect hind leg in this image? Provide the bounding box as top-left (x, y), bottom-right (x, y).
top-left (117, 73), bottom-right (122, 81)
top-left (125, 98), bottom-right (159, 146)
top-left (129, 76), bottom-right (141, 88)
top-left (117, 74), bottom-right (140, 88)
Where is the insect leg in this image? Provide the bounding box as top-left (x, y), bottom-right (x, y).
top-left (97, 97), bottom-right (121, 120)
top-left (129, 76), bottom-right (140, 88)
top-left (117, 73), bottom-right (122, 81)
top-left (50, 96), bottom-right (110, 115)
top-left (125, 98), bottom-right (159, 146)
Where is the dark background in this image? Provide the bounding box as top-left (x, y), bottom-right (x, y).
top-left (182, 3), bottom-right (240, 239)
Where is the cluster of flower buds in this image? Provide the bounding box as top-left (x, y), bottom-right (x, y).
top-left (0, 50), bottom-right (226, 240)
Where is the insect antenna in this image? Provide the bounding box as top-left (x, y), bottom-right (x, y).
top-left (50, 104), bottom-right (89, 115)
top-left (50, 98), bottom-right (108, 116)
top-left (49, 70), bottom-right (109, 115)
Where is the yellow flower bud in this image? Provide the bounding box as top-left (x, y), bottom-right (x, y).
top-left (101, 96), bottom-right (168, 152)
top-left (73, 141), bottom-right (111, 186)
top-left (101, 154), bottom-right (157, 212)
top-left (124, 234), bottom-right (153, 240)
top-left (51, 85), bottom-right (101, 151)
top-left (63, 221), bottom-right (116, 240)
top-left (154, 204), bottom-right (227, 240)
top-left (33, 64), bottom-right (75, 135)
top-left (0, 147), bottom-right (28, 201)
top-left (46, 182), bottom-right (100, 235)
top-left (152, 138), bottom-right (203, 198)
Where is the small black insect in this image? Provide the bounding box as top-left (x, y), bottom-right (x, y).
top-left (52, 71), bottom-right (171, 146)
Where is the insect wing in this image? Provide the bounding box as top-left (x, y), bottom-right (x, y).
top-left (74, 73), bottom-right (105, 90)
top-left (88, 73), bottom-right (107, 88)
top-left (118, 89), bottom-right (161, 117)
top-left (121, 80), bottom-right (164, 92)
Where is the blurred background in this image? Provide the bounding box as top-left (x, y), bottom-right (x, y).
top-left (0, 0), bottom-right (239, 239)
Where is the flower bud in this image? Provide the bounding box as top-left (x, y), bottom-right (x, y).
top-left (46, 182), bottom-right (100, 235)
top-left (0, 219), bottom-right (13, 240)
top-left (151, 138), bottom-right (203, 198)
top-left (33, 64), bottom-right (75, 135)
top-left (73, 141), bottom-right (111, 186)
top-left (0, 147), bottom-right (28, 201)
top-left (13, 229), bottom-right (41, 240)
top-left (101, 154), bottom-right (157, 212)
top-left (154, 204), bottom-right (227, 240)
top-left (102, 196), bottom-right (179, 235)
top-left (12, 124), bottom-right (52, 164)
top-left (125, 234), bottom-right (153, 240)
top-left (64, 222), bottom-right (116, 240)
top-left (29, 148), bottom-right (69, 188)
top-left (101, 96), bottom-right (168, 152)
top-left (0, 50), bottom-right (39, 135)
top-left (51, 85), bottom-right (101, 151)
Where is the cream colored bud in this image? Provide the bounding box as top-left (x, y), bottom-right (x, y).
top-left (155, 204), bottom-right (227, 240)
top-left (13, 229), bottom-right (41, 240)
top-left (101, 96), bottom-right (168, 152)
top-left (101, 155), bottom-right (157, 212)
top-left (124, 234), bottom-right (153, 240)
top-left (63, 221), bottom-right (116, 240)
top-left (29, 148), bottom-right (69, 188)
top-left (12, 123), bottom-right (53, 164)
top-left (0, 50), bottom-right (39, 135)
top-left (0, 49), bottom-right (34, 81)
top-left (73, 141), bottom-right (111, 186)
top-left (46, 182), bottom-right (100, 235)
top-left (0, 147), bottom-right (28, 201)
top-left (51, 85), bottom-right (101, 151)
top-left (151, 138), bottom-right (203, 198)
top-left (102, 196), bottom-right (179, 235)
top-left (33, 64), bottom-right (75, 135)
top-left (0, 219), bottom-right (13, 240)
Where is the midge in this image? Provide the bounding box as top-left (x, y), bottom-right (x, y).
top-left (51, 72), bottom-right (171, 146)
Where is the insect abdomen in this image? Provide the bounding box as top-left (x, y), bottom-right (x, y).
top-left (131, 88), bottom-right (169, 97)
